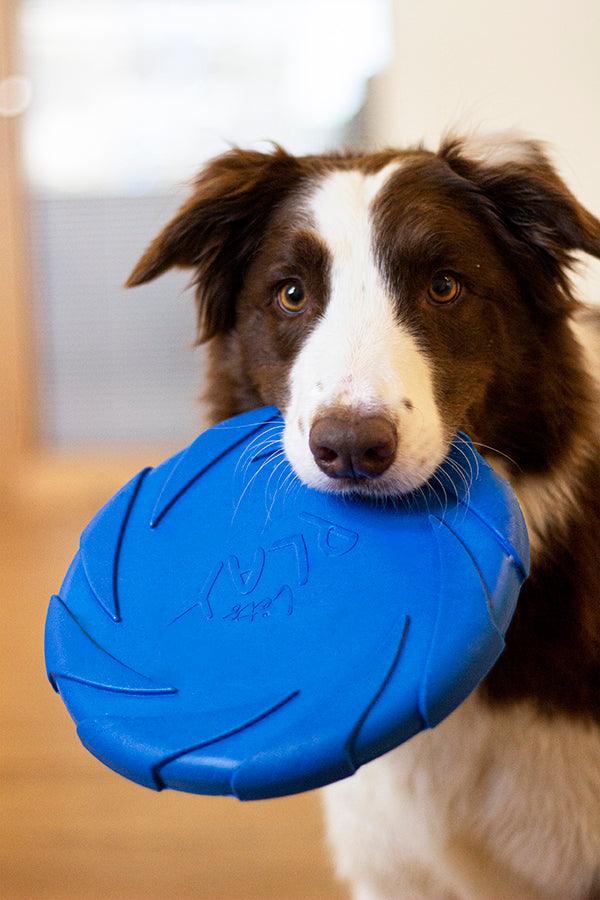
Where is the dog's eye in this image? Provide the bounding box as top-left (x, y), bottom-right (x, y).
top-left (427, 273), bottom-right (461, 304)
top-left (276, 279), bottom-right (307, 315)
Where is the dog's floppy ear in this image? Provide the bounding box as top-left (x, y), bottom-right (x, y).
top-left (126, 146), bottom-right (302, 342)
top-left (439, 133), bottom-right (600, 309)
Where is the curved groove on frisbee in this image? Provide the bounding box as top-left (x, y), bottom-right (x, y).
top-left (153, 689), bottom-right (300, 793)
top-left (45, 595), bottom-right (177, 696)
top-left (80, 467), bottom-right (151, 622)
top-left (454, 500), bottom-right (529, 582)
top-left (344, 614), bottom-right (411, 769)
top-left (150, 407), bottom-right (280, 528)
top-left (76, 689), bottom-right (300, 792)
top-left (418, 519), bottom-right (504, 728)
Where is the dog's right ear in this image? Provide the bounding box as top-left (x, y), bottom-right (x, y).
top-left (125, 146), bottom-right (302, 342)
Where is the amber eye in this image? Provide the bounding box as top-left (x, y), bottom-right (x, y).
top-left (276, 279), bottom-right (307, 315)
top-left (427, 273), bottom-right (461, 304)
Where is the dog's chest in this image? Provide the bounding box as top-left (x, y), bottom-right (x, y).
top-left (323, 693), bottom-right (600, 897)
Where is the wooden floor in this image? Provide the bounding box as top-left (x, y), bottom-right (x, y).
top-left (1, 465), bottom-right (345, 900)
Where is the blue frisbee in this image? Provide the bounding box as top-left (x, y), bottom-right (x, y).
top-left (45, 407), bottom-right (529, 800)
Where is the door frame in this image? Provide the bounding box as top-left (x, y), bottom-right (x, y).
top-left (1, 1), bottom-right (168, 509)
top-left (1, 0), bottom-right (35, 483)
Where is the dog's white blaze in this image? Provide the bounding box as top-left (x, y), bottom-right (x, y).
top-left (284, 165), bottom-right (446, 494)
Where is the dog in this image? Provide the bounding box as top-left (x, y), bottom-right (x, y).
top-left (126, 133), bottom-right (600, 899)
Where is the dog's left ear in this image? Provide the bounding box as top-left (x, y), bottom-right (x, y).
top-left (440, 134), bottom-right (600, 298)
top-left (126, 146), bottom-right (302, 342)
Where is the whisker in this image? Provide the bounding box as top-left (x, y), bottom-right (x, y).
top-left (443, 458), bottom-right (472, 519)
top-left (231, 448), bottom-right (285, 524)
top-left (415, 484), bottom-right (431, 517)
top-left (289, 473), bottom-right (305, 506)
top-left (240, 434), bottom-right (284, 467)
top-left (439, 461), bottom-right (461, 508)
top-left (236, 424), bottom-right (284, 463)
top-left (429, 471), bottom-right (449, 522)
top-left (281, 469), bottom-right (301, 510)
top-left (445, 457), bottom-right (470, 492)
top-left (463, 439), bottom-right (522, 472)
top-left (264, 456), bottom-right (290, 521)
top-left (453, 440), bottom-right (479, 483)
top-left (234, 427), bottom-right (284, 481)
top-left (215, 417), bottom-right (282, 430)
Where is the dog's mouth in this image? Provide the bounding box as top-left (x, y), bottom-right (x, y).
top-left (283, 448), bottom-right (447, 501)
top-left (313, 469), bottom-right (433, 499)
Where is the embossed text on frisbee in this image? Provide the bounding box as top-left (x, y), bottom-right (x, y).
top-left (169, 513), bottom-right (358, 626)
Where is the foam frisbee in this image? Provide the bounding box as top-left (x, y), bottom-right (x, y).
top-left (44, 407), bottom-right (529, 800)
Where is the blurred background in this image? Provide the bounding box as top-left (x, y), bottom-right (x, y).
top-left (1, 1), bottom-right (599, 897)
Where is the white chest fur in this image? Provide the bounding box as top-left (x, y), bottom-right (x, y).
top-left (322, 692), bottom-right (600, 898)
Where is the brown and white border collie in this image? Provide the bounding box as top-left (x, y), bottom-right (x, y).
top-left (127, 133), bottom-right (600, 899)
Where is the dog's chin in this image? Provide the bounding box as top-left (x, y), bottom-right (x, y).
top-left (317, 474), bottom-right (423, 500)
top-left (287, 456), bottom-right (447, 501)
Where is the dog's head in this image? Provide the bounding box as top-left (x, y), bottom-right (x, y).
top-left (127, 135), bottom-right (600, 495)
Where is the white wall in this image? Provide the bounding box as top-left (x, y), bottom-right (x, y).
top-left (371, 0), bottom-right (600, 301)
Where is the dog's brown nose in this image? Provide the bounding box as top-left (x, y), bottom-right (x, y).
top-left (309, 414), bottom-right (397, 479)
